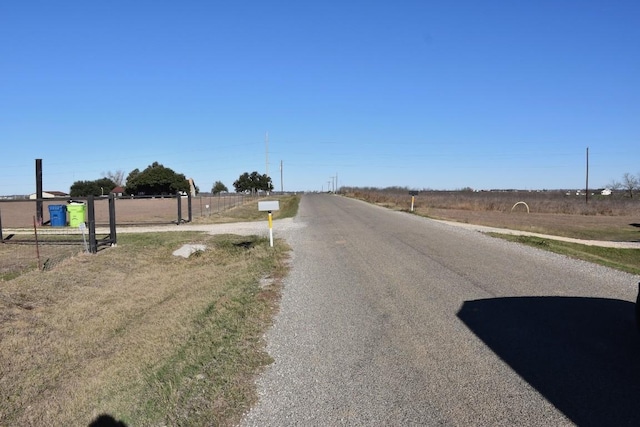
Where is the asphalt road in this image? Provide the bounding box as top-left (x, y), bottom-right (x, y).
top-left (239, 194), bottom-right (640, 426)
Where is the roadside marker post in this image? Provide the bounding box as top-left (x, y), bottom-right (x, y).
top-left (409, 191), bottom-right (419, 212)
top-left (258, 200), bottom-right (280, 247)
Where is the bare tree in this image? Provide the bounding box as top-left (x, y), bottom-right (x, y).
top-left (608, 179), bottom-right (622, 191)
top-left (621, 172), bottom-right (639, 198)
top-left (102, 170), bottom-right (126, 187)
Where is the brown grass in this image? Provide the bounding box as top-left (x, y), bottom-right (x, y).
top-left (0, 232), bottom-right (290, 426)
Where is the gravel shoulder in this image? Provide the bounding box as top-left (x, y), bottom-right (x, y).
top-left (428, 218), bottom-right (640, 249)
top-left (2, 218), bottom-right (304, 238)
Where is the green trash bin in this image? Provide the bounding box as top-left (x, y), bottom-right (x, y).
top-left (67, 202), bottom-right (86, 228)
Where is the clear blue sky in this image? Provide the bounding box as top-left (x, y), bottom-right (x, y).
top-left (1, 0), bottom-right (638, 195)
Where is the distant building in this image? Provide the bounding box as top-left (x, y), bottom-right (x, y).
top-left (110, 186), bottom-right (125, 196)
top-left (28, 191), bottom-right (69, 199)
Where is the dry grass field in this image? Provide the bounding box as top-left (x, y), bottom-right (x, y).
top-left (0, 195), bottom-right (299, 426)
top-left (0, 232), bottom-right (289, 426)
top-left (343, 188), bottom-right (640, 242)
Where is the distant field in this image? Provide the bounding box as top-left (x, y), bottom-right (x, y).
top-left (0, 194), bottom-right (255, 228)
top-left (343, 188), bottom-right (640, 242)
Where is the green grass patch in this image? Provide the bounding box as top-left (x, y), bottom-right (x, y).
top-left (216, 194), bottom-right (300, 223)
top-left (135, 275), bottom-right (275, 426)
top-left (275, 194), bottom-right (300, 219)
top-left (489, 233), bottom-right (640, 275)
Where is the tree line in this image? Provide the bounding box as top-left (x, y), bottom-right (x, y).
top-left (69, 162), bottom-right (273, 197)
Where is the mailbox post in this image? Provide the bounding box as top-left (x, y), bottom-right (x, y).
top-left (258, 200), bottom-right (280, 247)
top-left (409, 191), bottom-right (419, 212)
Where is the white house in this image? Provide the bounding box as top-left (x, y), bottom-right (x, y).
top-left (29, 191), bottom-right (69, 199)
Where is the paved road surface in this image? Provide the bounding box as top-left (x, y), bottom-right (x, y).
top-left (242, 194), bottom-right (640, 426)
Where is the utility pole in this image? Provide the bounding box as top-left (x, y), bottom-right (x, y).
top-left (280, 160), bottom-right (283, 193)
top-left (265, 132), bottom-right (269, 179)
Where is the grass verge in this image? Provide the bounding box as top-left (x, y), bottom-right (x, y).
top-left (489, 233), bottom-right (640, 275)
top-left (0, 232), bottom-right (290, 426)
top-left (193, 194), bottom-right (300, 224)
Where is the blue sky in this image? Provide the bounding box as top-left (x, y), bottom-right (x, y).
top-left (1, 0), bottom-right (638, 195)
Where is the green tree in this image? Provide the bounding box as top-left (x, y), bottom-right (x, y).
top-left (212, 180), bottom-right (229, 194)
top-left (125, 162), bottom-right (190, 196)
top-left (126, 168), bottom-right (140, 187)
top-left (70, 178), bottom-right (117, 197)
top-left (233, 171), bottom-right (273, 193)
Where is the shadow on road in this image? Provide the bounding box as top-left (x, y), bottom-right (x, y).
top-left (457, 296), bottom-right (640, 426)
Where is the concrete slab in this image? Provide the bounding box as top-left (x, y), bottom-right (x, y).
top-left (172, 244), bottom-right (207, 258)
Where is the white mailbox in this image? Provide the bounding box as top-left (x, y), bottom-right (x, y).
top-left (258, 201), bottom-right (280, 212)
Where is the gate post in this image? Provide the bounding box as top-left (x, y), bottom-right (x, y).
top-left (176, 192), bottom-right (182, 224)
top-left (87, 195), bottom-right (97, 253)
top-left (109, 193), bottom-right (117, 246)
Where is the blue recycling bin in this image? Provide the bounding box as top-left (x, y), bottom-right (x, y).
top-left (48, 204), bottom-right (67, 227)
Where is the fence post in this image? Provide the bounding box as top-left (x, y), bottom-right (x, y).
top-left (109, 193), bottom-right (117, 247)
top-left (36, 159), bottom-right (43, 225)
top-left (176, 192), bottom-right (182, 224)
top-left (87, 195), bottom-right (98, 254)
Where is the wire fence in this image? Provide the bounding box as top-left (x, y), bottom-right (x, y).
top-left (0, 193), bottom-right (255, 278)
top-left (190, 194), bottom-right (252, 219)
